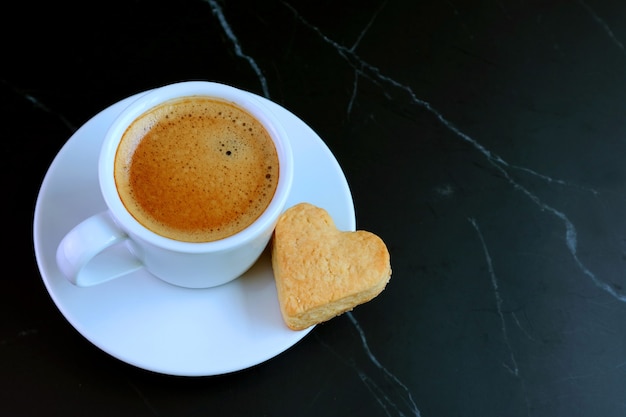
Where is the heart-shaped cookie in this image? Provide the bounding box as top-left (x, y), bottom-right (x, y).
top-left (271, 203), bottom-right (391, 330)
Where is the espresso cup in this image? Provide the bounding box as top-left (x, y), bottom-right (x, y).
top-left (56, 81), bottom-right (293, 288)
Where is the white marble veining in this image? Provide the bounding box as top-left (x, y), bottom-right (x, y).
top-left (468, 218), bottom-right (519, 377)
top-left (280, 1), bottom-right (626, 307)
top-left (313, 312), bottom-right (421, 417)
top-left (204, 4), bottom-right (424, 414)
top-left (197, 1), bottom-right (626, 414)
top-left (9, 0), bottom-right (626, 414)
top-left (3, 81), bottom-right (76, 131)
top-left (347, 312), bottom-right (421, 417)
top-left (469, 218), bottom-right (533, 415)
top-left (577, 0), bottom-right (625, 53)
top-left (239, 2), bottom-right (625, 413)
top-left (204, 0), bottom-right (270, 98)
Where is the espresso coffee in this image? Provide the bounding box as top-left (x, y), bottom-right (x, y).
top-left (114, 96), bottom-right (279, 243)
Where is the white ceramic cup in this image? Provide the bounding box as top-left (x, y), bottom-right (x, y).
top-left (56, 81), bottom-right (293, 288)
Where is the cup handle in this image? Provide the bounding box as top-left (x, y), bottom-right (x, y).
top-left (56, 211), bottom-right (143, 286)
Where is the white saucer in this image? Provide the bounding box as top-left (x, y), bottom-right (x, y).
top-left (33, 91), bottom-right (355, 377)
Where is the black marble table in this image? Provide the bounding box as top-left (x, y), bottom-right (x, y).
top-left (5, 0), bottom-right (626, 415)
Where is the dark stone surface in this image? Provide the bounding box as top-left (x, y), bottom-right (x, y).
top-left (4, 0), bottom-right (626, 415)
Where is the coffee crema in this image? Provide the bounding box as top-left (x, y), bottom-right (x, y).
top-left (114, 96), bottom-right (279, 243)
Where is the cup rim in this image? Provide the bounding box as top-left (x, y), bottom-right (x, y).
top-left (98, 81), bottom-right (293, 253)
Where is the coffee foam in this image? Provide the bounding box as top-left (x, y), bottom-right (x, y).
top-left (114, 97), bottom-right (279, 242)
